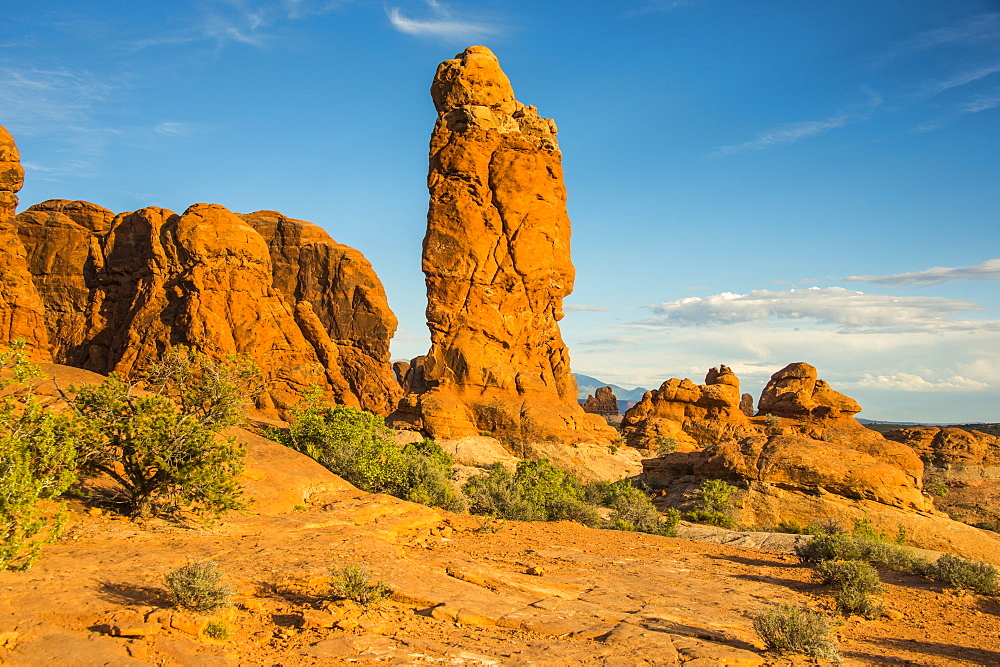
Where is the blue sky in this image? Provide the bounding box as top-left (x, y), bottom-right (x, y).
top-left (3, 0), bottom-right (998, 422)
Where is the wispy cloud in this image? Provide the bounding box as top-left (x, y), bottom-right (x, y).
top-left (876, 12), bottom-right (1000, 65)
top-left (624, 0), bottom-right (698, 18)
top-left (386, 1), bottom-right (502, 41)
top-left (640, 286), bottom-right (996, 333)
top-left (845, 259), bottom-right (1000, 286)
top-left (707, 115), bottom-right (849, 158)
top-left (918, 61), bottom-right (1000, 98)
top-left (565, 304), bottom-right (611, 313)
top-left (153, 122), bottom-right (202, 137)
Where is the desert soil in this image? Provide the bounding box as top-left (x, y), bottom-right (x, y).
top-left (1, 491), bottom-right (998, 665)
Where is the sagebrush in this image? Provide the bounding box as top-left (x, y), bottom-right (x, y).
top-left (166, 560), bottom-right (232, 612)
top-left (752, 604), bottom-right (839, 661)
top-left (329, 563), bottom-right (390, 606)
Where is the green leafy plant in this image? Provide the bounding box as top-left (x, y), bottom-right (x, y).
top-left (70, 347), bottom-right (256, 518)
top-left (0, 341), bottom-right (80, 570)
top-left (329, 563), bottom-right (390, 606)
top-left (932, 554), bottom-right (999, 595)
top-left (752, 604), bottom-right (839, 661)
top-left (586, 478), bottom-right (680, 536)
top-left (166, 560), bottom-right (232, 612)
top-left (273, 395), bottom-right (463, 512)
top-left (795, 527), bottom-right (932, 576)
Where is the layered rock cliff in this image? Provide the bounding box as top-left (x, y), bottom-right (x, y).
top-left (393, 46), bottom-right (617, 447)
top-left (0, 138), bottom-right (400, 416)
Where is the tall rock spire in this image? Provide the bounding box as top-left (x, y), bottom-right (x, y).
top-left (396, 47), bottom-right (618, 449)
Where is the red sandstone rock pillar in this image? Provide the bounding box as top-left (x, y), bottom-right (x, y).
top-left (401, 46), bottom-right (616, 445)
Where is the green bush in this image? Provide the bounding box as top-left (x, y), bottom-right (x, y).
top-left (329, 563), bottom-right (390, 606)
top-left (932, 554), bottom-right (999, 595)
top-left (72, 347), bottom-right (254, 518)
top-left (0, 341), bottom-right (79, 570)
top-left (795, 530), bottom-right (932, 575)
top-left (762, 414), bottom-right (780, 428)
top-left (752, 604), bottom-right (839, 661)
top-left (274, 395), bottom-right (462, 512)
top-left (463, 462), bottom-right (679, 536)
top-left (166, 560), bottom-right (232, 612)
top-left (684, 479), bottom-right (737, 528)
top-left (816, 560), bottom-right (884, 618)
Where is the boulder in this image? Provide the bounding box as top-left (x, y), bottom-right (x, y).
top-left (622, 365), bottom-right (754, 449)
top-left (0, 124), bottom-right (24, 218)
top-left (757, 361), bottom-right (861, 421)
top-left (391, 46), bottom-right (616, 449)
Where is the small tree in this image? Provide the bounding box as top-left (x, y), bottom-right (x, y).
top-left (0, 341), bottom-right (79, 570)
top-left (71, 347), bottom-right (259, 518)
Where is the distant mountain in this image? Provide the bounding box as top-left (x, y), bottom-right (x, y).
top-left (574, 373), bottom-right (650, 403)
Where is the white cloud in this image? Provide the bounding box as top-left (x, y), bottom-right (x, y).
top-left (565, 304), bottom-right (610, 313)
top-left (845, 258), bottom-right (1000, 286)
top-left (876, 12), bottom-right (1000, 64)
top-left (919, 61), bottom-right (1000, 98)
top-left (624, 1), bottom-right (697, 18)
top-left (640, 286), bottom-right (996, 333)
top-left (843, 373), bottom-right (989, 392)
top-left (386, 2), bottom-right (501, 41)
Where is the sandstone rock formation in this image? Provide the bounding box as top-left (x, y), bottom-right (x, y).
top-left (582, 386), bottom-right (619, 416)
top-left (392, 46), bottom-right (616, 448)
top-left (6, 193), bottom-right (400, 415)
top-left (621, 365), bottom-right (751, 450)
top-left (0, 125), bottom-right (50, 360)
top-left (884, 425), bottom-right (1000, 529)
top-left (757, 361), bottom-right (861, 421)
top-left (628, 362), bottom-right (973, 553)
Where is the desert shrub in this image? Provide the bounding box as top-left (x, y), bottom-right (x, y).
top-left (274, 395), bottom-right (461, 512)
top-left (654, 436), bottom-right (678, 457)
top-left (329, 564), bottom-right (390, 606)
top-left (204, 620), bottom-right (232, 640)
top-left (463, 459), bottom-right (589, 524)
top-left (775, 519), bottom-right (804, 534)
top-left (932, 554), bottom-right (999, 595)
top-left (0, 341), bottom-right (80, 570)
top-left (835, 586), bottom-right (885, 619)
top-left (588, 479), bottom-right (679, 536)
top-left (796, 531), bottom-right (933, 575)
top-left (752, 604), bottom-right (839, 661)
top-left (696, 479), bottom-right (736, 513)
top-left (166, 560), bottom-right (232, 612)
top-left (464, 462), bottom-right (678, 535)
top-left (762, 414), bottom-right (780, 428)
top-left (71, 347), bottom-right (255, 518)
top-left (816, 560), bottom-right (884, 618)
top-left (684, 479), bottom-right (737, 528)
top-left (975, 521), bottom-right (1000, 534)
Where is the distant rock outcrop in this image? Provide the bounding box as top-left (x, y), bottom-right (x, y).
top-left (583, 386), bottom-right (619, 416)
top-left (4, 191), bottom-right (400, 414)
top-left (391, 46), bottom-right (617, 450)
top-left (0, 125), bottom-right (50, 360)
top-left (622, 364), bottom-right (752, 450)
top-left (627, 362), bottom-right (989, 556)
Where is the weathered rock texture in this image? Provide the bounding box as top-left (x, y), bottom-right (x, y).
top-left (622, 365), bottom-right (752, 451)
top-left (392, 46), bottom-right (616, 448)
top-left (5, 192), bottom-right (399, 415)
top-left (628, 362), bottom-right (978, 554)
top-left (885, 425), bottom-right (1000, 529)
top-left (0, 125), bottom-right (50, 360)
top-left (582, 386), bottom-right (619, 416)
